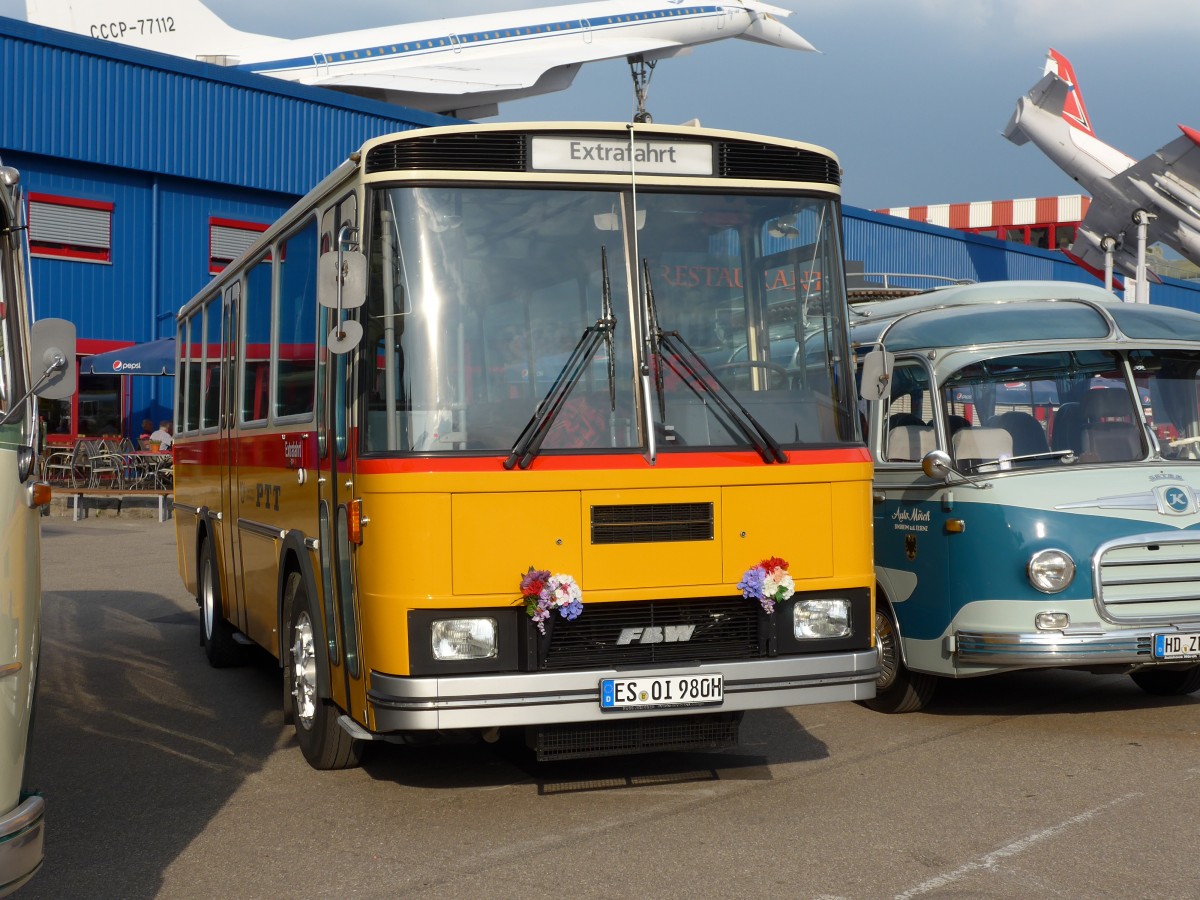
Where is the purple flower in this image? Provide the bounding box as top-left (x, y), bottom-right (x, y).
top-left (737, 566), bottom-right (767, 602)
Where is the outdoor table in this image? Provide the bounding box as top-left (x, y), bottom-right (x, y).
top-left (123, 451), bottom-right (172, 489)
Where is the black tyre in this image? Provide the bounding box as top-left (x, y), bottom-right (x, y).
top-left (199, 539), bottom-right (246, 668)
top-left (282, 572), bottom-right (362, 770)
top-left (859, 605), bottom-right (938, 714)
top-left (1130, 665), bottom-right (1200, 696)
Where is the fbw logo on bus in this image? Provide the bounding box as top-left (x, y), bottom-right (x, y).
top-left (616, 625), bottom-right (696, 645)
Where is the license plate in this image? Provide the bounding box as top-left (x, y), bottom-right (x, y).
top-left (600, 674), bottom-right (723, 710)
top-left (1153, 632), bottom-right (1200, 660)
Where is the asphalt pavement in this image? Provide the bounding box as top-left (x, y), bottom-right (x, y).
top-left (21, 517), bottom-right (1200, 899)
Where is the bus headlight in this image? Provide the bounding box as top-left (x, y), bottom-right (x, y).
top-left (1028, 549), bottom-right (1075, 594)
top-left (431, 618), bottom-right (498, 661)
top-left (794, 598), bottom-right (851, 639)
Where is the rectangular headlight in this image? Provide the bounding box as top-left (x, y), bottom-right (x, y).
top-left (431, 618), bottom-right (498, 661)
top-left (793, 599), bottom-right (851, 639)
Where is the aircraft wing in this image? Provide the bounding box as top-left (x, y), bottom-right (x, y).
top-left (308, 38), bottom-right (694, 96)
top-left (1074, 128), bottom-right (1200, 273)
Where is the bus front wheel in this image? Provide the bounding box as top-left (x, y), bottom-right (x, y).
top-left (199, 539), bottom-right (245, 668)
top-left (859, 604), bottom-right (938, 714)
top-left (1130, 665), bottom-right (1200, 696)
top-left (283, 573), bottom-right (362, 770)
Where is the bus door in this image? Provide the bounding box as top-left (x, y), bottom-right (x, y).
top-left (313, 194), bottom-right (365, 718)
top-left (219, 281), bottom-right (246, 631)
top-left (871, 359), bottom-right (952, 657)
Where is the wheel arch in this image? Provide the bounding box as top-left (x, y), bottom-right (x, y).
top-left (194, 508), bottom-right (216, 608)
top-left (277, 531), bottom-right (332, 700)
top-left (875, 582), bottom-right (916, 671)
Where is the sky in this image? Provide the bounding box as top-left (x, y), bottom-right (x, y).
top-left (5, 0), bottom-right (1200, 209)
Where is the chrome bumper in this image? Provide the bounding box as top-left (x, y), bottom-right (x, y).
top-left (956, 628), bottom-right (1193, 667)
top-left (0, 793), bottom-right (43, 897)
top-left (368, 650), bottom-right (878, 732)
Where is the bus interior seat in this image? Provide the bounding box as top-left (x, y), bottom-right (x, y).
top-left (952, 426), bottom-right (1013, 471)
top-left (886, 424), bottom-right (936, 462)
top-left (988, 410), bottom-right (1049, 458)
top-left (1080, 388), bottom-right (1143, 462)
top-left (946, 414), bottom-right (971, 438)
top-left (1050, 402), bottom-right (1083, 453)
top-left (887, 411), bottom-right (925, 429)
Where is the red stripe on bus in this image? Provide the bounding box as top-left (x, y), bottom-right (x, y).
top-left (355, 447), bottom-right (870, 474)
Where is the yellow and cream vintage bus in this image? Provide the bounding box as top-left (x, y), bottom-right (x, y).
top-left (0, 161), bottom-right (75, 893)
top-left (172, 122), bottom-right (876, 769)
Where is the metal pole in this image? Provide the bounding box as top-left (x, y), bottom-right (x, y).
top-left (1133, 209), bottom-right (1154, 304)
top-left (1101, 235), bottom-right (1116, 295)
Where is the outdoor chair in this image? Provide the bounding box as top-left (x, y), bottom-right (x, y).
top-left (85, 439), bottom-right (126, 489)
top-left (44, 440), bottom-right (90, 487)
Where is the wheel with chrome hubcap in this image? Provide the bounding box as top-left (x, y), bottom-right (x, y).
top-left (282, 572), bottom-right (362, 770)
top-left (859, 604), bottom-right (937, 714)
top-left (199, 538), bottom-right (245, 668)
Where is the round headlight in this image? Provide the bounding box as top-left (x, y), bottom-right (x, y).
top-left (1028, 549), bottom-right (1075, 594)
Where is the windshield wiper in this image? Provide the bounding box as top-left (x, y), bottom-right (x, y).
top-left (505, 247), bottom-right (617, 470)
top-left (642, 259), bottom-right (787, 464)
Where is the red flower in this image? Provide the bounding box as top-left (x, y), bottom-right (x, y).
top-left (761, 556), bottom-right (789, 572)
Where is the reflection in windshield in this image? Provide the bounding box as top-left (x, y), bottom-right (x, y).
top-left (361, 185), bottom-right (857, 457)
top-left (938, 349), bottom-right (1200, 469)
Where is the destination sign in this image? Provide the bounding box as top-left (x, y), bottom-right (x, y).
top-left (530, 136), bottom-right (714, 176)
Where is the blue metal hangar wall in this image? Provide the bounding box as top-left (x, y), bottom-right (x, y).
top-left (0, 16), bottom-right (454, 441)
top-left (3, 17), bottom-right (1199, 441)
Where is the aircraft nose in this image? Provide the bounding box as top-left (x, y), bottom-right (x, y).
top-left (738, 15), bottom-right (818, 52)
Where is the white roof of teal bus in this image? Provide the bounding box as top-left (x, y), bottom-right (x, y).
top-left (848, 280), bottom-right (1200, 353)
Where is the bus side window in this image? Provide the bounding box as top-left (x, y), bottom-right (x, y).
top-left (275, 217), bottom-right (318, 420)
top-left (242, 254), bottom-right (272, 425)
top-left (201, 293), bottom-right (222, 430)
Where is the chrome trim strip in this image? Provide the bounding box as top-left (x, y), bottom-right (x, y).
top-left (954, 628), bottom-right (1198, 665)
top-left (238, 518), bottom-right (285, 541)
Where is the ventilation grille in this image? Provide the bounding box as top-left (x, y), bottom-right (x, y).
top-left (718, 140), bottom-right (842, 185)
top-left (591, 502), bottom-right (714, 545)
top-left (532, 712), bottom-right (741, 761)
top-left (364, 132), bottom-right (840, 184)
top-left (365, 133), bottom-right (529, 173)
top-left (542, 596), bottom-right (759, 670)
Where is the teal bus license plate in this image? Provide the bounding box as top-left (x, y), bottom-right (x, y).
top-left (1153, 632), bottom-right (1200, 659)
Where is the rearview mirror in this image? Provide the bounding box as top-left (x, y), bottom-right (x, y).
top-left (30, 318), bottom-right (76, 401)
top-left (858, 347), bottom-right (894, 401)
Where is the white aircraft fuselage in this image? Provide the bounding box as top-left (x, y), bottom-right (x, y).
top-left (26, 1), bottom-right (814, 118)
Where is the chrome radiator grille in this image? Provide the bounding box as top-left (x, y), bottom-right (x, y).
top-left (1096, 534), bottom-right (1200, 624)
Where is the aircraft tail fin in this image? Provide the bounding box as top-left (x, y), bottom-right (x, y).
top-left (1043, 48), bottom-right (1095, 136)
top-left (24, 0), bottom-right (254, 59)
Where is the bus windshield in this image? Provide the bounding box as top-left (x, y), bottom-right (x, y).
top-left (362, 185), bottom-right (854, 455)
top-left (940, 348), bottom-right (1200, 470)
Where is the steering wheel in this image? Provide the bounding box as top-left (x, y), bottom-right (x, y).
top-left (713, 361), bottom-right (791, 389)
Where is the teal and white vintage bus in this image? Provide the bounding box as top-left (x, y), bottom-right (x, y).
top-left (0, 161), bottom-right (75, 894)
top-left (853, 280), bottom-right (1200, 712)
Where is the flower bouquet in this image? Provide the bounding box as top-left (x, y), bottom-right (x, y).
top-left (519, 566), bottom-right (584, 634)
top-left (737, 556), bottom-right (795, 614)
